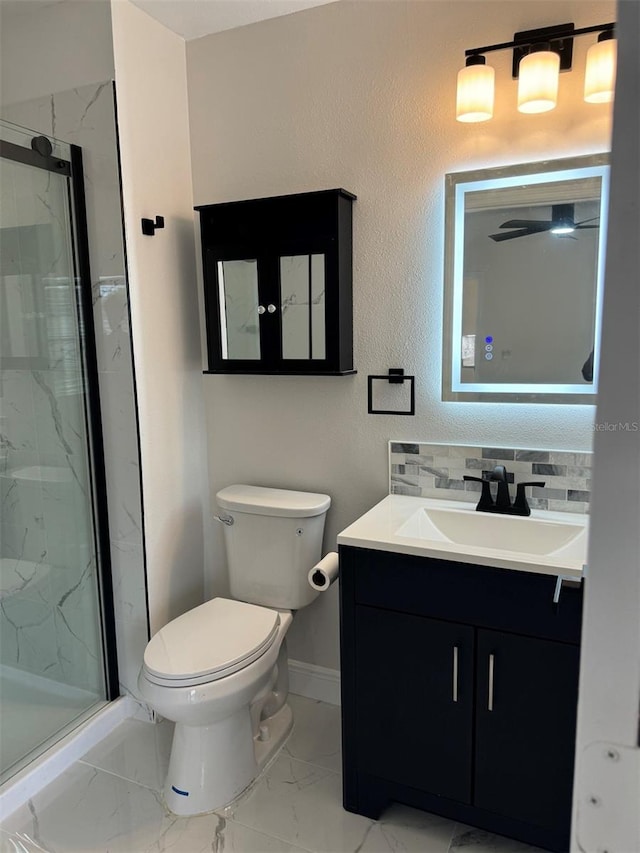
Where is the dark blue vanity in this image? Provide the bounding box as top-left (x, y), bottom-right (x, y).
top-left (339, 544), bottom-right (583, 852)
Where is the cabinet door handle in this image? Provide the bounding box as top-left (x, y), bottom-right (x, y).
top-left (452, 645), bottom-right (459, 703)
top-left (553, 574), bottom-right (582, 604)
top-left (488, 654), bottom-right (495, 712)
top-left (258, 305), bottom-right (266, 315)
top-left (267, 303), bottom-right (277, 314)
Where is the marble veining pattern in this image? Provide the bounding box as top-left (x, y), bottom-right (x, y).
top-left (390, 442), bottom-right (592, 514)
top-left (0, 695), bottom-right (546, 853)
top-left (2, 82), bottom-right (148, 702)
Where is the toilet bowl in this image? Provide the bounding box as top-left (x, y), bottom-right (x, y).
top-left (138, 485), bottom-right (331, 816)
top-left (139, 597), bottom-right (293, 816)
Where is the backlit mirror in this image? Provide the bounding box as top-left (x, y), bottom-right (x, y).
top-left (442, 154), bottom-right (609, 403)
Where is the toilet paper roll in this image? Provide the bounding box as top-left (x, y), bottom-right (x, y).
top-left (308, 551), bottom-right (339, 592)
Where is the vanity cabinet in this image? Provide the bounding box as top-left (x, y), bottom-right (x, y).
top-left (195, 189), bottom-right (355, 375)
top-left (339, 546), bottom-right (583, 853)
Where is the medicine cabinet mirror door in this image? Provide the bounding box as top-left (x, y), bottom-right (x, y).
top-left (205, 246), bottom-right (332, 372)
top-left (279, 252), bottom-right (327, 362)
top-left (442, 153), bottom-right (609, 404)
top-left (215, 257), bottom-right (263, 362)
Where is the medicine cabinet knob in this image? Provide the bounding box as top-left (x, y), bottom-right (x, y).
top-left (258, 305), bottom-right (266, 315)
top-left (267, 303), bottom-right (277, 314)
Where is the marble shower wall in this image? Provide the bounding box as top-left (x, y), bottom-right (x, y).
top-left (1, 83), bottom-right (148, 699)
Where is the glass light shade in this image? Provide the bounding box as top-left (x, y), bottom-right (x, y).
top-left (517, 50), bottom-right (560, 114)
top-left (456, 62), bottom-right (495, 123)
top-left (584, 37), bottom-right (617, 103)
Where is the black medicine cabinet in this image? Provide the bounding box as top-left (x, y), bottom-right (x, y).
top-left (195, 188), bottom-right (356, 375)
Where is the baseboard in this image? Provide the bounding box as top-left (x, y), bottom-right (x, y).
top-left (288, 659), bottom-right (341, 706)
top-left (0, 695), bottom-right (137, 819)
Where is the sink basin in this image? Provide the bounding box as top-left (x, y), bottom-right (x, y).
top-left (395, 505), bottom-right (587, 557)
top-left (337, 495), bottom-right (588, 577)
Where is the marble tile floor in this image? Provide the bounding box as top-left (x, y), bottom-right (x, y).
top-left (0, 694), bottom-right (546, 853)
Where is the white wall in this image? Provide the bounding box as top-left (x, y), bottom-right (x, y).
top-left (186, 0), bottom-right (614, 670)
top-left (111, 0), bottom-right (207, 635)
top-left (572, 1), bottom-right (640, 848)
top-left (0, 0), bottom-right (114, 105)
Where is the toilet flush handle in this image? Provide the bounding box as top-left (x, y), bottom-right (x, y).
top-left (214, 514), bottom-right (234, 526)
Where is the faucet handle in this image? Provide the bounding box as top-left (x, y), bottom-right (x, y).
top-left (513, 481), bottom-right (546, 516)
top-left (463, 475), bottom-right (495, 511)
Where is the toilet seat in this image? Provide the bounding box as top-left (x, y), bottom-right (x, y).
top-left (142, 597), bottom-right (281, 687)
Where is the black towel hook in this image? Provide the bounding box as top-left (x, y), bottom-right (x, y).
top-left (141, 216), bottom-right (165, 236)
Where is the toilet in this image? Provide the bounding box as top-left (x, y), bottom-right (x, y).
top-left (138, 484), bottom-right (331, 816)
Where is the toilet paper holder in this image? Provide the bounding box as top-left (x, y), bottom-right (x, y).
top-left (308, 552), bottom-right (340, 592)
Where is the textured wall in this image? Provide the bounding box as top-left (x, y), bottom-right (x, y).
top-left (186, 0), bottom-right (615, 670)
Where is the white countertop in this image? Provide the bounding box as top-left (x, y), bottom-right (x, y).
top-left (337, 495), bottom-right (588, 579)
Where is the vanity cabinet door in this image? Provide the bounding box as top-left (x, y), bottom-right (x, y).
top-left (474, 629), bottom-right (580, 838)
top-left (354, 605), bottom-right (475, 803)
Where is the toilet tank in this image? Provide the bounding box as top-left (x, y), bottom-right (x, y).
top-left (216, 485), bottom-right (331, 610)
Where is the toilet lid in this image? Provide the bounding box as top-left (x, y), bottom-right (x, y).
top-left (143, 598), bottom-right (280, 685)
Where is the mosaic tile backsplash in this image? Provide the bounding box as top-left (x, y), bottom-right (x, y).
top-left (389, 442), bottom-right (592, 514)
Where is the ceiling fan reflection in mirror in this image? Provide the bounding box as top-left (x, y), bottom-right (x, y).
top-left (489, 203), bottom-right (600, 241)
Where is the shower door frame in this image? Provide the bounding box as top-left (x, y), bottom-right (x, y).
top-left (0, 133), bottom-right (120, 702)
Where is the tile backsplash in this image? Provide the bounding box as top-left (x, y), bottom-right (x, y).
top-left (389, 442), bottom-right (592, 514)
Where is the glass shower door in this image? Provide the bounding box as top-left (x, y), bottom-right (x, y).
top-left (0, 121), bottom-right (115, 782)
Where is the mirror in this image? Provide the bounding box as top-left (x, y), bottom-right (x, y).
top-left (217, 259), bottom-right (261, 360)
top-left (442, 154), bottom-right (609, 403)
top-left (215, 253), bottom-right (328, 363)
top-left (280, 253), bottom-right (326, 360)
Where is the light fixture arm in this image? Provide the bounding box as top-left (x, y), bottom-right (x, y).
top-left (464, 21), bottom-right (615, 78)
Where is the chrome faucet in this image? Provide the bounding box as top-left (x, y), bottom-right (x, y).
top-left (463, 465), bottom-right (545, 516)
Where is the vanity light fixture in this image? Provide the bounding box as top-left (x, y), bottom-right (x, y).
top-left (584, 30), bottom-right (617, 103)
top-left (456, 55), bottom-right (495, 123)
top-left (456, 21), bottom-right (616, 123)
top-left (517, 43), bottom-right (560, 114)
